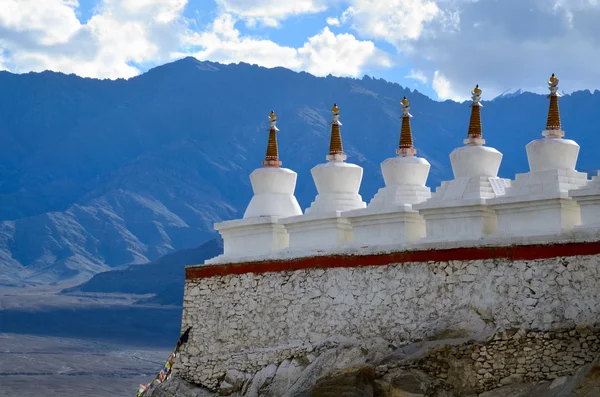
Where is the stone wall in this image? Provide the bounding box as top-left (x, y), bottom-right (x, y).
top-left (402, 328), bottom-right (600, 394)
top-left (178, 241), bottom-right (600, 389)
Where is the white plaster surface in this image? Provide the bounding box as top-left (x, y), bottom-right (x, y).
top-left (416, 201), bottom-right (498, 242)
top-left (244, 168), bottom-right (302, 218)
top-left (492, 198), bottom-right (582, 237)
top-left (209, 217), bottom-right (289, 263)
top-left (413, 143), bottom-right (508, 242)
top-left (343, 206), bottom-right (425, 246)
top-left (450, 145), bottom-right (502, 178)
top-left (527, 137), bottom-right (580, 172)
top-left (212, 167), bottom-right (302, 263)
top-left (305, 162), bottom-right (366, 214)
top-left (279, 211), bottom-right (353, 251)
top-left (369, 156), bottom-right (431, 209)
top-left (180, 246), bottom-right (600, 388)
top-left (368, 185), bottom-right (431, 210)
top-left (340, 155), bottom-right (430, 247)
top-left (381, 156), bottom-right (430, 190)
top-left (495, 169), bottom-right (588, 202)
top-left (414, 176), bottom-right (510, 242)
top-left (490, 169), bottom-right (588, 236)
top-left (277, 161), bottom-right (365, 252)
top-left (423, 177), bottom-right (510, 203)
top-left (570, 171), bottom-right (600, 229)
top-left (487, 134), bottom-right (587, 237)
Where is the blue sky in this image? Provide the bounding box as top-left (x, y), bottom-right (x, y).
top-left (1, 0), bottom-right (600, 101)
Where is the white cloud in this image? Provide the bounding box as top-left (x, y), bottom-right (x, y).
top-left (342, 0), bottom-right (441, 41)
top-left (432, 70), bottom-right (464, 101)
top-left (0, 49), bottom-right (8, 71)
top-left (114, 0), bottom-right (187, 23)
top-left (317, 0), bottom-right (600, 98)
top-left (298, 27), bottom-right (391, 76)
top-left (183, 15), bottom-right (390, 78)
top-left (326, 17), bottom-right (341, 26)
top-left (0, 0), bottom-right (189, 78)
top-left (405, 69), bottom-right (428, 84)
top-left (0, 0), bottom-right (388, 82)
top-left (5, 0), bottom-right (600, 101)
top-left (405, 0), bottom-right (600, 98)
top-left (215, 0), bottom-right (329, 26)
top-left (0, 0), bottom-right (81, 45)
top-left (182, 14), bottom-right (301, 70)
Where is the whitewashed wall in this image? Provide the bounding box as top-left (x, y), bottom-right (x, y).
top-left (177, 252), bottom-right (600, 388)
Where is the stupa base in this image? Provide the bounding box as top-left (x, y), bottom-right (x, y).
top-left (368, 185), bottom-right (431, 208)
top-left (491, 197), bottom-right (581, 237)
top-left (208, 216), bottom-right (288, 263)
top-left (280, 212), bottom-right (353, 251)
top-left (343, 205), bottom-right (425, 247)
top-left (570, 173), bottom-right (600, 230)
top-left (417, 200), bottom-right (498, 242)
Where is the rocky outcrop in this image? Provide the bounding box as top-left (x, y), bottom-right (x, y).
top-left (310, 366), bottom-right (375, 397)
top-left (151, 328), bottom-right (600, 397)
top-left (149, 376), bottom-right (215, 397)
top-left (412, 328), bottom-right (600, 393)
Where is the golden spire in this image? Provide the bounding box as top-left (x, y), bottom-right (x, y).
top-left (327, 103), bottom-right (346, 162)
top-left (397, 97), bottom-right (416, 156)
top-left (262, 110), bottom-right (282, 167)
top-left (466, 84), bottom-right (484, 145)
top-left (545, 73), bottom-right (562, 132)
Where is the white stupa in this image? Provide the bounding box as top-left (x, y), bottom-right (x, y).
top-left (344, 97), bottom-right (431, 246)
top-left (490, 74), bottom-right (588, 236)
top-left (304, 104), bottom-right (365, 214)
top-left (206, 111), bottom-right (302, 263)
top-left (414, 85), bottom-right (511, 242)
top-left (281, 104), bottom-right (366, 250)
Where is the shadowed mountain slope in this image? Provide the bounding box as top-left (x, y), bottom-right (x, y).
top-left (64, 238), bottom-right (223, 306)
top-left (0, 58), bottom-right (599, 285)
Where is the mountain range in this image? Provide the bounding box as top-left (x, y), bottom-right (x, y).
top-left (63, 237), bottom-right (223, 306)
top-left (1, 57), bottom-right (599, 286)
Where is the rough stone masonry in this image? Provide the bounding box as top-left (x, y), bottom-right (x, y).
top-left (177, 241), bottom-right (600, 390)
top-left (408, 327), bottom-right (600, 393)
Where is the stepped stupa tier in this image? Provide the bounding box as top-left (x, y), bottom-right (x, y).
top-left (280, 104), bottom-right (366, 250)
top-left (489, 75), bottom-right (588, 236)
top-left (207, 111), bottom-right (302, 264)
top-left (570, 172), bottom-right (600, 230)
top-left (344, 97), bottom-right (431, 246)
top-left (414, 85), bottom-right (511, 242)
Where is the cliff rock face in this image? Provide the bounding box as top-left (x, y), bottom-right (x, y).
top-left (151, 329), bottom-right (600, 397)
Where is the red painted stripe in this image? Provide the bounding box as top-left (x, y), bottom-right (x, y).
top-left (186, 240), bottom-right (600, 280)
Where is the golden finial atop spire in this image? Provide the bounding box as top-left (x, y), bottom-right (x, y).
top-left (397, 96), bottom-right (416, 156)
top-left (465, 84), bottom-right (485, 146)
top-left (263, 110), bottom-right (282, 167)
top-left (544, 73), bottom-right (563, 137)
top-left (327, 103), bottom-right (346, 162)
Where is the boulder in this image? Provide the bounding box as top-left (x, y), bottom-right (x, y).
top-left (150, 376), bottom-right (216, 397)
top-left (310, 366), bottom-right (375, 397)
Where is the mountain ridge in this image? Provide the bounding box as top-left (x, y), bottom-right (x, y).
top-left (63, 237), bottom-right (223, 306)
top-left (1, 57), bottom-right (599, 286)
